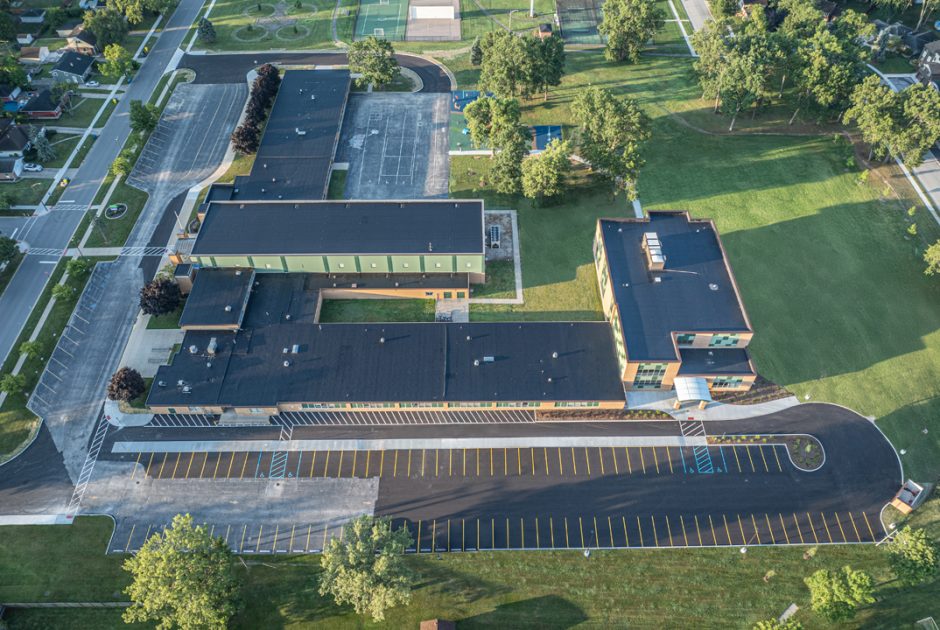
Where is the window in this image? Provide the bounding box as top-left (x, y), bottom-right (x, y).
top-left (709, 334), bottom-right (740, 347)
top-left (633, 363), bottom-right (668, 389)
top-left (457, 292), bottom-right (465, 298)
top-left (554, 401), bottom-right (600, 408)
top-left (302, 402), bottom-right (345, 409)
top-left (712, 377), bottom-right (744, 389)
top-left (450, 401), bottom-right (491, 408)
top-left (496, 401), bottom-right (541, 408)
top-left (443, 292), bottom-right (452, 298)
top-left (677, 333), bottom-right (696, 346)
top-left (425, 291), bottom-right (434, 297)
top-left (350, 403), bottom-right (395, 409)
top-left (400, 402), bottom-right (443, 408)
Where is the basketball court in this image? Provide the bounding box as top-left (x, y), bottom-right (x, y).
top-left (355, 0), bottom-right (408, 40)
top-left (556, 0), bottom-right (604, 45)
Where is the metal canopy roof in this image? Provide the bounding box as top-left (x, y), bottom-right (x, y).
top-left (674, 376), bottom-right (712, 403)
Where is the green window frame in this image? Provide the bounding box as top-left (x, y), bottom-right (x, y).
top-left (709, 334), bottom-right (740, 348)
top-left (676, 333), bottom-right (696, 346)
top-left (712, 377), bottom-right (744, 388)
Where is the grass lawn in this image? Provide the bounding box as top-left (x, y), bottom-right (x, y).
top-left (447, 49), bottom-right (940, 480)
top-left (84, 180), bottom-right (150, 248)
top-left (0, 259), bottom-right (98, 461)
top-left (873, 53), bottom-right (916, 74)
top-left (318, 298), bottom-right (436, 322)
top-left (2, 498), bottom-right (939, 628)
top-left (43, 133), bottom-right (95, 169)
top-left (0, 178), bottom-right (51, 207)
top-left (326, 168), bottom-right (347, 199)
top-left (195, 0), bottom-right (334, 51)
top-left (146, 303), bottom-right (184, 329)
top-left (471, 258), bottom-right (515, 298)
top-left (60, 97), bottom-right (117, 130)
top-left (459, 0), bottom-right (556, 40)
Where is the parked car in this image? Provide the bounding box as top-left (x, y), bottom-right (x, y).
top-left (23, 163), bottom-right (43, 173)
top-left (85, 80), bottom-right (100, 87)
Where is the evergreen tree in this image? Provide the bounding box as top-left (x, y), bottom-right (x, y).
top-left (197, 17), bottom-right (217, 43)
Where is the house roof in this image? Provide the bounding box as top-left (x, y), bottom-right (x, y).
top-left (598, 212), bottom-right (752, 362)
top-left (0, 84), bottom-right (19, 98)
top-left (0, 119), bottom-right (33, 153)
top-left (191, 200), bottom-right (485, 257)
top-left (21, 89), bottom-right (60, 113)
top-left (0, 157), bottom-right (21, 174)
top-left (179, 268), bottom-right (256, 329)
top-left (70, 27), bottom-right (98, 46)
top-left (53, 51), bottom-right (95, 76)
top-left (58, 18), bottom-right (82, 32)
top-left (232, 69), bottom-right (351, 201)
top-left (20, 8), bottom-right (47, 18)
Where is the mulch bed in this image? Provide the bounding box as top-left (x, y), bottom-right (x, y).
top-left (712, 374), bottom-right (792, 405)
top-left (536, 409), bottom-right (672, 421)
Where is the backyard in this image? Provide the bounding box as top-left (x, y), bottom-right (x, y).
top-left (0, 497), bottom-right (938, 628)
top-left (437, 49), bottom-right (940, 482)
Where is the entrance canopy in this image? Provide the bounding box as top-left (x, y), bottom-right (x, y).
top-left (674, 377), bottom-right (712, 404)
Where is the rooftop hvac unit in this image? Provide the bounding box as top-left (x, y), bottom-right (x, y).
top-left (489, 225), bottom-right (501, 249)
top-left (642, 231), bottom-right (665, 270)
top-left (483, 356), bottom-right (495, 363)
top-left (207, 337), bottom-right (218, 356)
top-left (291, 344), bottom-right (300, 354)
top-left (295, 127), bottom-right (307, 136)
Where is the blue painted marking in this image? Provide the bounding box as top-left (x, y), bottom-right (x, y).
top-left (254, 452), bottom-right (263, 478)
top-left (295, 452), bottom-right (303, 478)
top-left (680, 447), bottom-right (688, 474)
top-left (719, 445), bottom-right (729, 474)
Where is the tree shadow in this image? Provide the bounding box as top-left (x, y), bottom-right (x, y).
top-left (457, 594), bottom-right (588, 629)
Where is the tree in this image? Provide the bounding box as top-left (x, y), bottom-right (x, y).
top-left (66, 257), bottom-right (92, 278)
top-left (109, 0), bottom-right (146, 24)
top-left (83, 8), bottom-right (129, 48)
top-left (709, 0), bottom-right (739, 17)
top-left (926, 240), bottom-right (940, 276)
top-left (139, 277), bottom-right (182, 316)
top-left (843, 75), bottom-right (901, 161)
top-left (0, 373), bottom-right (27, 396)
top-left (491, 124), bottom-right (529, 194)
top-left (101, 43), bottom-right (135, 81)
top-left (463, 95), bottom-right (522, 153)
top-left (51, 83), bottom-right (74, 113)
top-left (897, 84), bottom-right (940, 168)
top-left (347, 37), bottom-right (400, 89)
top-left (470, 35), bottom-right (483, 66)
top-left (915, 0), bottom-right (939, 28)
top-left (231, 123), bottom-right (260, 154)
top-left (19, 341), bottom-right (42, 358)
top-left (525, 34), bottom-right (566, 101)
top-left (872, 0), bottom-right (911, 18)
top-left (522, 138), bottom-right (571, 201)
top-left (130, 99), bottom-right (159, 135)
top-left (887, 526), bottom-right (939, 586)
top-left (31, 132), bottom-right (57, 164)
top-left (107, 366), bottom-right (146, 401)
top-left (0, 12), bottom-right (16, 43)
top-left (804, 566), bottom-right (875, 622)
top-left (124, 514), bottom-right (239, 630)
top-left (0, 55), bottom-right (28, 90)
top-left (145, 0), bottom-right (176, 15)
top-left (479, 30), bottom-right (528, 98)
top-left (319, 515), bottom-right (413, 622)
top-left (598, 0), bottom-right (664, 63)
top-left (572, 86), bottom-right (651, 197)
top-left (0, 235), bottom-right (17, 264)
top-left (51, 283), bottom-right (74, 301)
top-left (197, 17), bottom-right (217, 43)
top-left (110, 148), bottom-right (135, 177)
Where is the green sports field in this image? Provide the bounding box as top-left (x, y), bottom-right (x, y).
top-left (355, 0), bottom-right (407, 40)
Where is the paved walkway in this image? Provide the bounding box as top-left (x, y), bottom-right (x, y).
top-left (118, 313), bottom-right (185, 378)
top-left (628, 390), bottom-right (801, 420)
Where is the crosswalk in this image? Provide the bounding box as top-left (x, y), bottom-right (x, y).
top-left (26, 247), bottom-right (65, 257)
top-left (680, 420), bottom-right (714, 473)
top-left (273, 410), bottom-right (537, 426)
top-left (120, 246), bottom-right (168, 257)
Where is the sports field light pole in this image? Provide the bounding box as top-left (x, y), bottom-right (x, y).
top-left (530, 0), bottom-right (534, 18)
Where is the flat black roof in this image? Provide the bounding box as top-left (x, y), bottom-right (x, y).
top-left (148, 322), bottom-right (625, 407)
top-left (192, 200), bottom-right (484, 256)
top-left (179, 268), bottom-right (255, 329)
top-left (234, 69), bottom-right (350, 201)
top-left (600, 212), bottom-right (751, 362)
top-left (678, 348), bottom-right (754, 376)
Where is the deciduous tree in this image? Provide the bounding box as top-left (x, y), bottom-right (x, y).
top-left (753, 620), bottom-right (803, 630)
top-left (926, 240), bottom-right (940, 276)
top-left (19, 341), bottom-right (42, 358)
top-left (51, 283), bottom-right (74, 301)
top-left (110, 148), bottom-right (135, 177)
top-left (0, 373), bottom-right (27, 396)
top-left (107, 366), bottom-right (146, 401)
top-left (572, 86), bottom-right (651, 197)
top-left (319, 515), bottom-right (413, 622)
top-left (139, 277), bottom-right (182, 316)
top-left (31, 133), bottom-right (57, 164)
top-left (83, 8), bottom-right (129, 47)
top-left (479, 30), bottom-right (528, 97)
top-left (525, 33), bottom-right (566, 100)
top-left (897, 84), bottom-right (940, 167)
top-left (0, 235), bottom-right (17, 264)
top-left (347, 37), bottom-right (400, 88)
top-left (101, 44), bottom-right (136, 81)
top-left (804, 566), bottom-right (875, 622)
top-left (66, 257), bottom-right (92, 278)
top-left (463, 95), bottom-right (522, 153)
top-left (887, 526), bottom-right (939, 585)
top-left (231, 123), bottom-right (260, 154)
top-left (491, 124), bottom-right (529, 194)
top-left (708, 0), bottom-right (738, 18)
top-left (522, 138), bottom-right (571, 201)
top-left (598, 0), bottom-right (664, 63)
top-left (109, 0), bottom-right (146, 24)
top-left (129, 99), bottom-right (160, 135)
top-left (124, 514), bottom-right (239, 630)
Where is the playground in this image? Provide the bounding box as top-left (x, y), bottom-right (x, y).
top-left (449, 91), bottom-right (562, 153)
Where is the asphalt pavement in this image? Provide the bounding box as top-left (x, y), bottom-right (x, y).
top-left (0, 0), bottom-right (206, 368)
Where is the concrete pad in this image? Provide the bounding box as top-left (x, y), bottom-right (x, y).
top-left (119, 313), bottom-right (185, 378)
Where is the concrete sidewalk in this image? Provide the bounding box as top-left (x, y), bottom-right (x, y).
top-left (628, 390), bottom-right (801, 420)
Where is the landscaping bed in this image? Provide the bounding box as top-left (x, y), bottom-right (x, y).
top-left (536, 408), bottom-right (672, 420)
top-left (708, 434), bottom-right (824, 472)
top-left (712, 375), bottom-right (793, 405)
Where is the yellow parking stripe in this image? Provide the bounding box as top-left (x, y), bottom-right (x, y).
top-left (420, 449), bottom-right (425, 477)
top-left (309, 451), bottom-right (316, 477)
top-left (834, 513), bottom-right (847, 542)
top-left (737, 515), bottom-right (746, 544)
top-left (227, 452), bottom-right (236, 478)
top-left (477, 518), bottom-right (481, 550)
top-left (664, 514), bottom-right (674, 546)
top-left (579, 517), bottom-right (585, 548)
top-left (408, 450), bottom-right (413, 477)
top-left (339, 451), bottom-right (346, 477)
top-left (651, 516), bottom-right (659, 547)
top-left (503, 448), bottom-right (507, 476)
top-left (680, 515), bottom-right (689, 546)
top-left (765, 514), bottom-right (775, 544)
top-left (666, 448), bottom-right (674, 474)
top-left (608, 516), bottom-right (614, 547)
top-left (622, 516), bottom-right (629, 547)
top-left (157, 453), bottom-right (168, 478)
top-left (321, 451), bottom-right (330, 478)
top-left (305, 525), bottom-right (311, 552)
top-left (639, 448), bottom-right (646, 474)
top-left (365, 451), bottom-right (371, 477)
top-left (544, 447), bottom-right (549, 475)
top-left (611, 447), bottom-right (619, 474)
top-left (779, 514), bottom-right (791, 544)
top-left (806, 512), bottom-right (819, 543)
top-left (417, 521), bottom-right (422, 553)
top-left (564, 517), bottom-right (570, 548)
top-left (490, 448), bottom-right (494, 476)
top-left (820, 513), bottom-right (833, 543)
top-left (208, 453), bottom-right (217, 479)
top-left (593, 516), bottom-right (600, 548)
top-left (379, 451), bottom-right (385, 477)
top-left (722, 514), bottom-right (732, 545)
top-left (792, 513), bottom-right (804, 544)
top-left (171, 453), bottom-right (181, 479)
top-left (731, 445), bottom-right (742, 473)
top-left (558, 448), bottom-right (564, 475)
top-left (751, 514), bottom-right (762, 545)
top-left (694, 515), bottom-right (703, 546)
top-left (145, 452), bottom-right (154, 477)
top-left (125, 523), bottom-right (136, 551)
top-left (598, 448), bottom-right (605, 475)
top-left (625, 447), bottom-right (632, 474)
top-left (585, 448), bottom-right (592, 476)
top-left (758, 446), bottom-right (769, 473)
top-left (289, 524), bottom-right (295, 551)
top-left (745, 447), bottom-right (756, 473)
top-left (506, 518), bottom-right (510, 549)
top-left (773, 446), bottom-right (783, 472)
top-left (847, 512), bottom-right (861, 542)
top-left (130, 453), bottom-right (141, 480)
top-left (240, 525), bottom-right (247, 553)
top-left (351, 450), bottom-right (357, 477)
top-left (550, 516), bottom-right (556, 549)
top-left (862, 512), bottom-right (876, 541)
top-left (393, 450), bottom-right (399, 477)
top-left (518, 448), bottom-right (522, 476)
top-left (571, 448), bottom-right (578, 475)
top-left (272, 525), bottom-right (279, 552)
top-left (637, 516), bottom-right (644, 547)
top-left (255, 525), bottom-right (263, 553)
top-left (536, 517), bottom-right (540, 548)
top-left (707, 514), bottom-right (717, 545)
top-left (185, 452), bottom-right (195, 478)
top-left (462, 449), bottom-right (466, 477)
top-left (448, 450), bottom-right (452, 477)
top-left (322, 525), bottom-right (329, 551)
top-left (652, 448), bottom-right (660, 474)
top-left (531, 448), bottom-right (536, 475)
top-left (432, 520), bottom-right (437, 551)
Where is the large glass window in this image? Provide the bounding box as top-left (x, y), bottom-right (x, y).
top-left (676, 333), bottom-right (696, 346)
top-left (301, 402), bottom-right (345, 409)
top-left (633, 363), bottom-right (668, 389)
top-left (712, 377), bottom-right (744, 388)
top-left (709, 334), bottom-right (740, 347)
top-left (554, 401), bottom-right (600, 408)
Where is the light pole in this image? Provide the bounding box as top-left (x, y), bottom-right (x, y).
top-left (530, 0), bottom-right (535, 18)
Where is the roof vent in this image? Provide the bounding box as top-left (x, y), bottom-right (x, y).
top-left (295, 127), bottom-right (307, 135)
top-left (283, 360), bottom-right (291, 367)
top-left (473, 359), bottom-right (480, 366)
top-left (483, 356), bottom-right (495, 363)
top-left (547, 377), bottom-right (552, 382)
top-left (206, 361), bottom-right (212, 368)
top-left (466, 335), bottom-right (471, 341)
top-left (158, 380), bottom-right (166, 387)
top-left (653, 277), bottom-right (662, 283)
top-left (709, 283), bottom-right (719, 291)
top-left (379, 337), bottom-right (385, 343)
top-left (182, 385), bottom-right (192, 393)
top-left (188, 345), bottom-right (198, 354)
top-left (207, 337), bottom-right (218, 355)
top-left (224, 305), bottom-right (232, 312)
top-left (235, 270), bottom-right (242, 276)
top-left (552, 351), bottom-right (558, 359)
top-left (283, 347), bottom-right (289, 354)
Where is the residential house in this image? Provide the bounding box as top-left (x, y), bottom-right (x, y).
top-left (16, 32), bottom-right (35, 46)
top-left (21, 90), bottom-right (64, 120)
top-left (56, 18), bottom-right (83, 38)
top-left (0, 119), bottom-right (33, 158)
top-left (18, 8), bottom-right (47, 24)
top-left (0, 85), bottom-right (23, 104)
top-left (917, 40), bottom-right (940, 90)
top-left (51, 51), bottom-right (95, 84)
top-left (78, 0), bottom-right (108, 9)
top-left (66, 27), bottom-right (98, 55)
top-left (19, 46), bottom-right (51, 65)
top-left (0, 157), bottom-right (25, 183)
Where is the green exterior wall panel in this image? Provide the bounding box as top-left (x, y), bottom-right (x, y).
top-left (423, 255), bottom-right (455, 272)
top-left (358, 255), bottom-right (390, 272)
top-left (326, 255), bottom-right (358, 272)
top-left (284, 256), bottom-right (327, 272)
top-left (456, 255), bottom-right (484, 274)
top-left (252, 256), bottom-right (285, 271)
top-left (390, 255), bottom-right (421, 272)
top-left (211, 256), bottom-right (250, 268)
